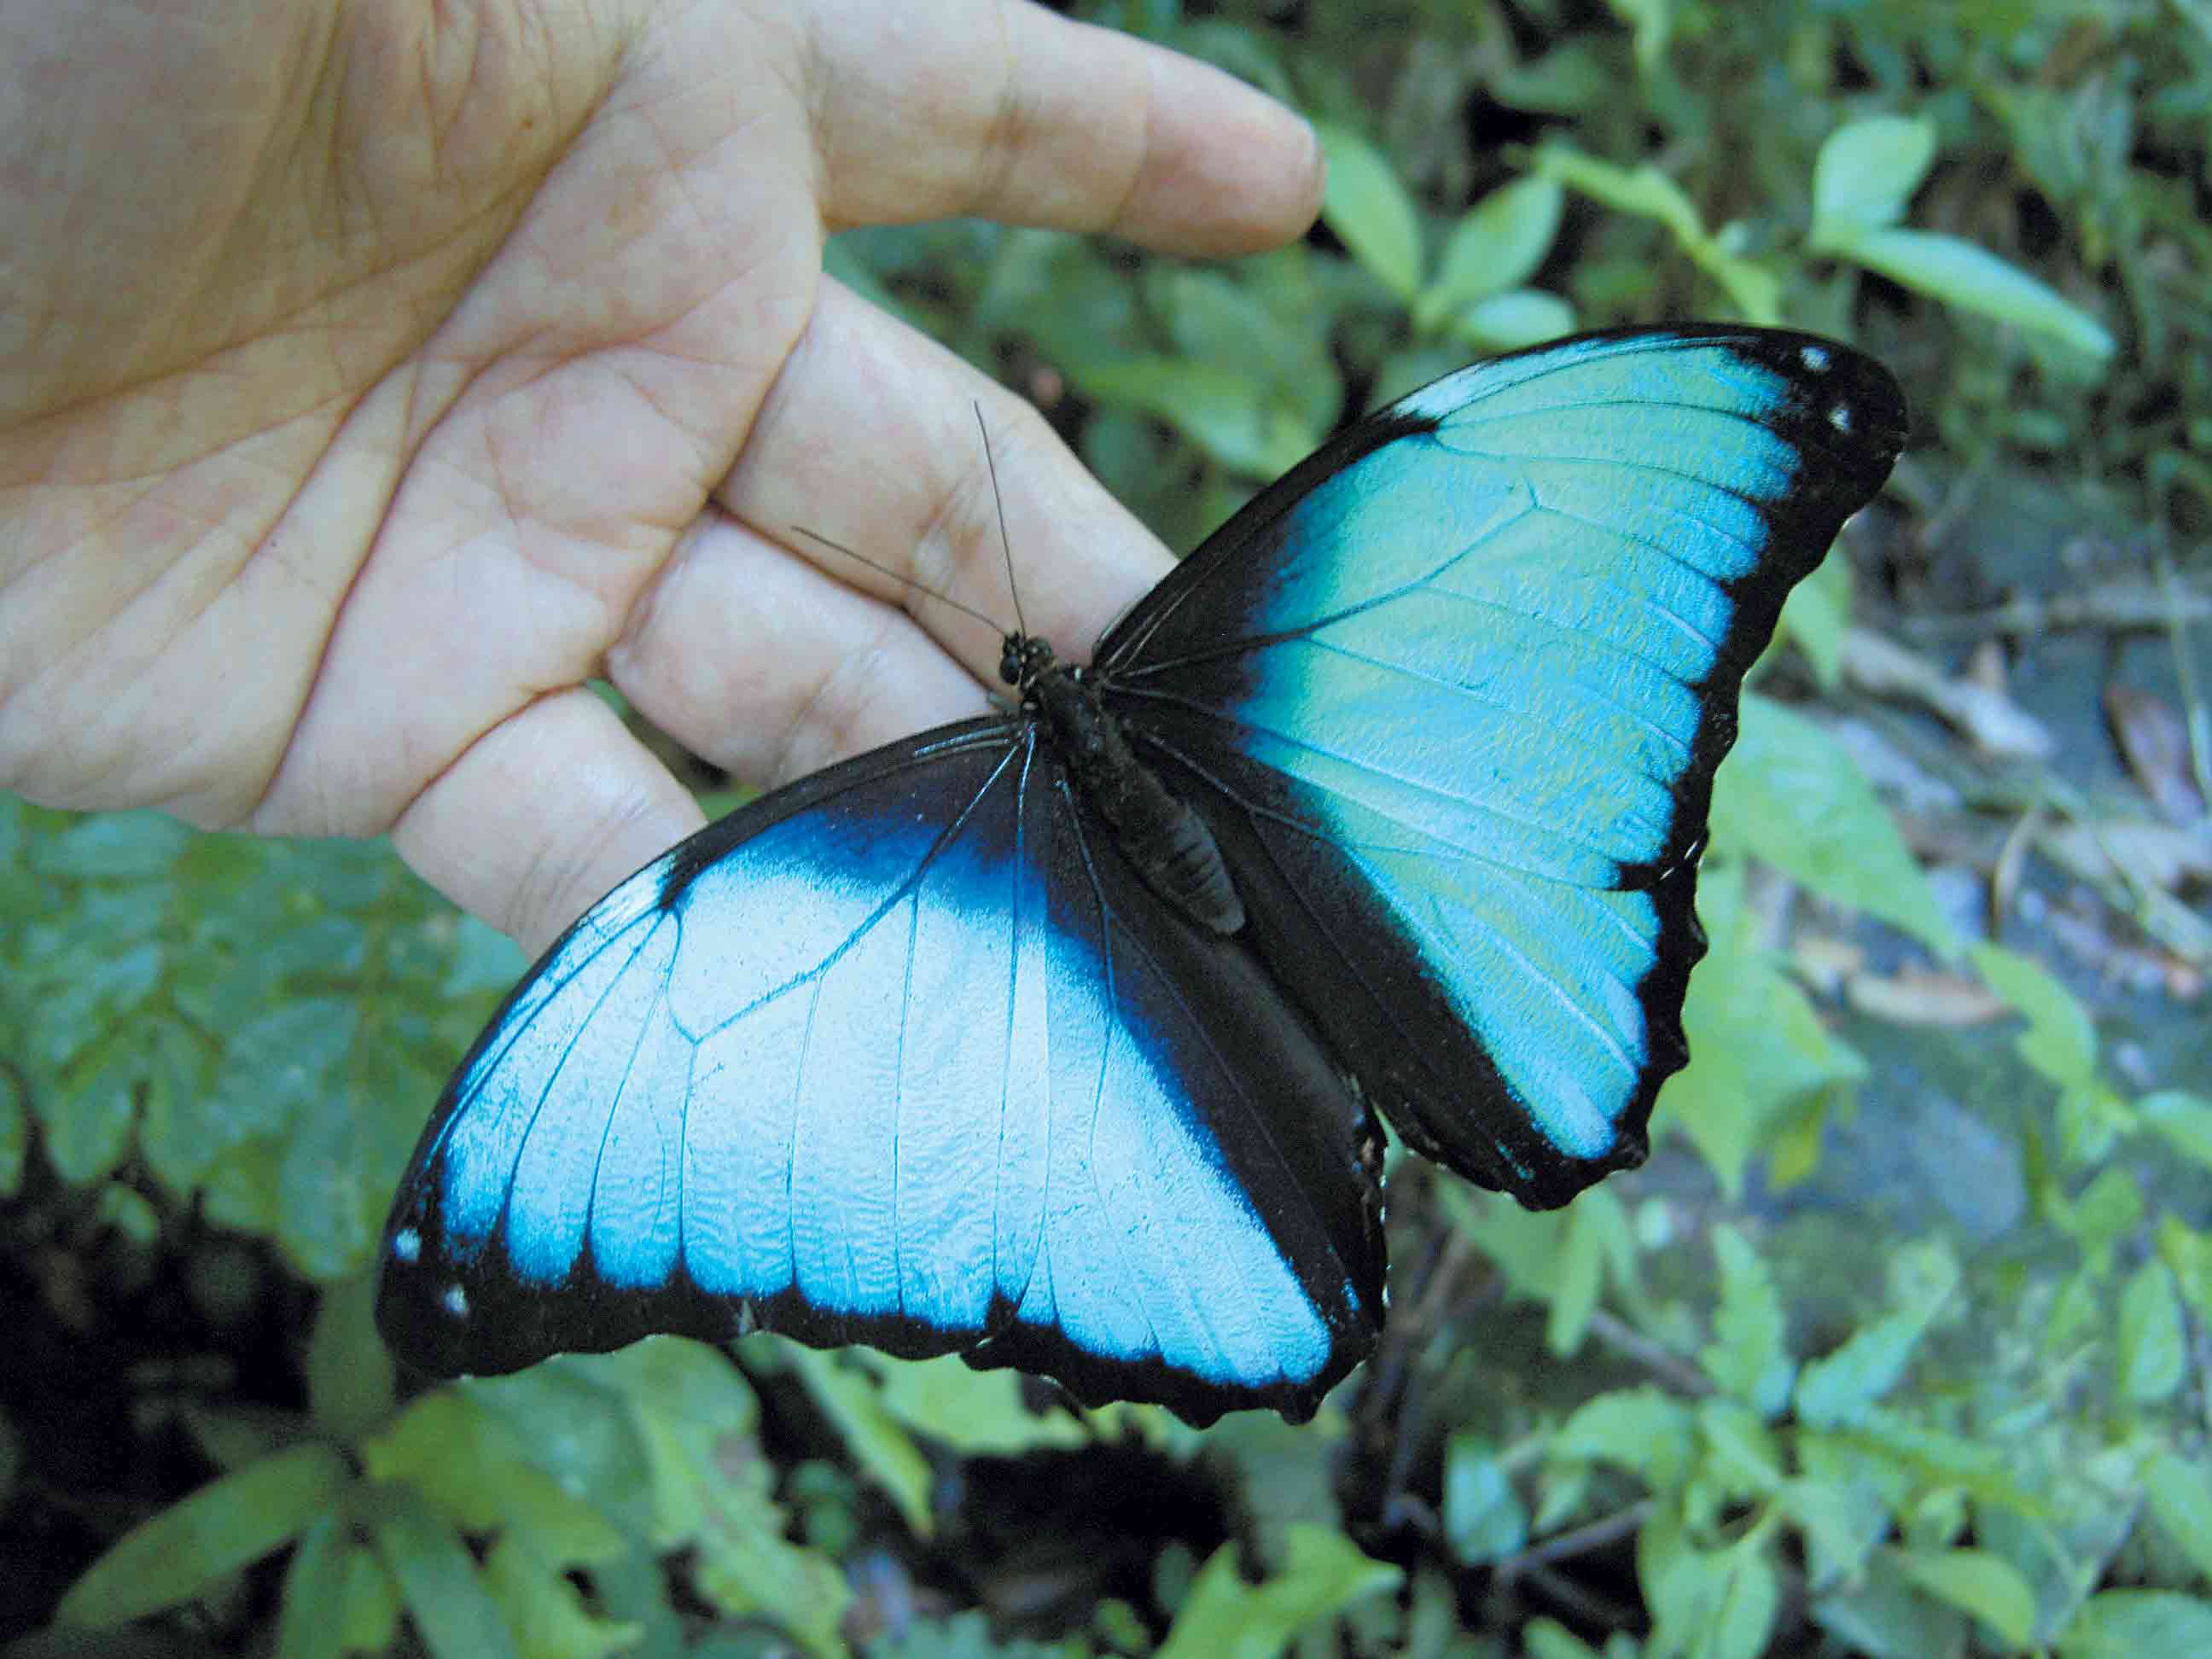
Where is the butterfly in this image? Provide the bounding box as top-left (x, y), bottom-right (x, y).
top-left (377, 325), bottom-right (1906, 1426)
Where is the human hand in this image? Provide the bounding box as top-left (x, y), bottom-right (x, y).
top-left (0, 0), bottom-right (1321, 952)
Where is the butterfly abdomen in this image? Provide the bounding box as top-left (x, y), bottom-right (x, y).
top-left (1027, 655), bottom-right (1247, 936)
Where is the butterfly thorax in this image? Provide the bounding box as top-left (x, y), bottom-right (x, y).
top-left (1002, 630), bottom-right (1247, 938)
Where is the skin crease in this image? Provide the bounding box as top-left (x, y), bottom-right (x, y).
top-left (0, 0), bottom-right (1324, 955)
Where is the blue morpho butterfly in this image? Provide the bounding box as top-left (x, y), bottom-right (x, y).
top-left (378, 325), bottom-right (1906, 1426)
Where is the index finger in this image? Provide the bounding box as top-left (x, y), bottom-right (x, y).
top-left (792, 0), bottom-right (1324, 254)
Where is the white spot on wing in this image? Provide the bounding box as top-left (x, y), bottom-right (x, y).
top-left (391, 1227), bottom-right (421, 1264)
top-left (1800, 344), bottom-right (1831, 372)
top-left (439, 1283), bottom-right (469, 1321)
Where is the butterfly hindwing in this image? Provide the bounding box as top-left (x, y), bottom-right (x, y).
top-left (378, 719), bottom-right (1382, 1422)
top-left (1097, 327), bottom-right (1907, 1206)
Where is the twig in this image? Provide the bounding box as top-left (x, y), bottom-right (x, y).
top-left (1497, 1499), bottom-right (1656, 1580)
top-left (1901, 576), bottom-right (2212, 637)
top-left (1585, 1309), bottom-right (1714, 1397)
top-left (2157, 552), bottom-right (2212, 819)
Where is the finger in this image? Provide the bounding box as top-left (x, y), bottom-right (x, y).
top-left (608, 276), bottom-right (1173, 786)
top-left (391, 688), bottom-right (705, 958)
top-left (606, 509), bottom-right (995, 789)
top-left (729, 279), bottom-right (1175, 658)
top-left (796, 0), bottom-right (1323, 255)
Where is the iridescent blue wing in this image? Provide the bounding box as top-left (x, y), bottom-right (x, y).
top-left (1097, 327), bottom-right (1906, 1207)
top-left (377, 719), bottom-right (1382, 1424)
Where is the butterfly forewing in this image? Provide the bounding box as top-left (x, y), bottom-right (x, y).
top-left (1095, 327), bottom-right (1907, 1206)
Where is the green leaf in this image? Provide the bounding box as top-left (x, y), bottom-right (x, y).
top-left (134, 1015), bottom-right (220, 1190)
top-left (1637, 1504), bottom-right (1706, 1647)
top-left (1709, 1544), bottom-right (1783, 1659)
top-left (211, 998), bottom-right (361, 1150)
top-left (1438, 1183), bottom-right (1570, 1305)
top-left (277, 1512), bottom-right (350, 1659)
top-left (1442, 1434), bottom-right (1528, 1566)
top-left (364, 1388), bottom-right (625, 1565)
top-left (0, 1068), bottom-right (25, 1196)
top-left (1888, 1237), bottom-right (1961, 1322)
top-left (444, 913), bottom-right (529, 996)
top-left (580, 1340), bottom-right (849, 1656)
top-left (1531, 142), bottom-right (1780, 321)
top-left (1775, 548), bottom-right (1852, 690)
top-left (94, 1182), bottom-right (158, 1244)
top-left (779, 1343), bottom-right (934, 1536)
top-left (1555, 1389), bottom-right (1697, 1493)
top-left (2164, 1214), bottom-right (2212, 1348)
top-left (2146, 1455), bottom-right (2212, 1584)
top-left (1795, 1308), bottom-right (1930, 1430)
top-left (2059, 1590), bottom-right (2212, 1658)
top-left (176, 1402), bottom-right (289, 1476)
top-left (1418, 177), bottom-right (1566, 325)
top-left (1779, 1477), bottom-right (1884, 1587)
top-left (2139, 1091), bottom-right (2212, 1171)
top-left (1534, 144), bottom-right (1705, 243)
top-left (31, 811), bottom-right (194, 879)
top-left (480, 1534), bottom-right (643, 1659)
top-left (260, 916), bottom-right (368, 981)
top-left (58, 1443), bottom-right (351, 1627)
top-left (1493, 44), bottom-right (1613, 114)
top-left (1546, 1190), bottom-right (1609, 1355)
top-left (368, 1486), bottom-right (521, 1659)
top-left (1548, 1185), bottom-right (1637, 1353)
top-left (1445, 288), bottom-right (1577, 351)
top-left (1700, 1225), bottom-right (1796, 1416)
top-left (340, 1542), bottom-right (401, 1653)
top-left (1071, 355), bottom-right (1318, 477)
top-left (858, 1353), bottom-right (1090, 1457)
top-left (38, 1051), bottom-right (139, 1185)
top-left (1812, 116), bottom-right (1936, 234)
top-left (1315, 125), bottom-right (1423, 303)
top-left (278, 1105), bottom-right (387, 1282)
top-left (1233, 248), bottom-right (1349, 436)
top-left (31, 940), bottom-right (164, 1077)
top-left (1890, 1547), bottom-right (2037, 1647)
top-left (1697, 1399), bottom-right (1784, 1499)
top-left (2116, 1260), bottom-right (2186, 1404)
top-left (1641, 1506), bottom-right (1780, 1659)
top-left (1524, 1620), bottom-right (1607, 1659)
top-left (1658, 863), bottom-right (1867, 1197)
top-left (2160, 1216), bottom-right (2212, 1324)
top-left (1157, 1525), bottom-right (1400, 1658)
top-left (306, 1274), bottom-right (394, 1442)
top-left (877, 1609), bottom-right (1072, 1659)
top-left (1813, 225), bottom-right (2115, 360)
top-left (199, 1136), bottom-right (284, 1236)
top-left (1158, 269), bottom-right (1284, 371)
top-left (1604, 0), bottom-right (1673, 75)
top-left (1712, 696), bottom-right (1956, 956)
top-left (1971, 944), bottom-right (2099, 1090)
top-left (467, 1363), bottom-right (658, 1540)
top-left (1827, 1410), bottom-right (2048, 1517)
top-left (2062, 1167), bottom-right (2145, 1266)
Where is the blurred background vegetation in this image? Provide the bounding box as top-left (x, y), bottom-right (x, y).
top-left (5, 1), bottom-right (2209, 1656)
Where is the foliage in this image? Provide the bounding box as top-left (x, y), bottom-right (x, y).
top-left (7, 1), bottom-right (2209, 1656)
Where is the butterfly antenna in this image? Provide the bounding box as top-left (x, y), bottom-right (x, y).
top-left (975, 403), bottom-right (1029, 637)
top-left (790, 526), bottom-right (1004, 635)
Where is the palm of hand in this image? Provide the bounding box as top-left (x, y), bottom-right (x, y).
top-left (0, 0), bottom-right (1319, 949)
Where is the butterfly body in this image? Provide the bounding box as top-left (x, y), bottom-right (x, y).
top-left (379, 327), bottom-right (1907, 1424)
top-left (1013, 639), bottom-right (1248, 934)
